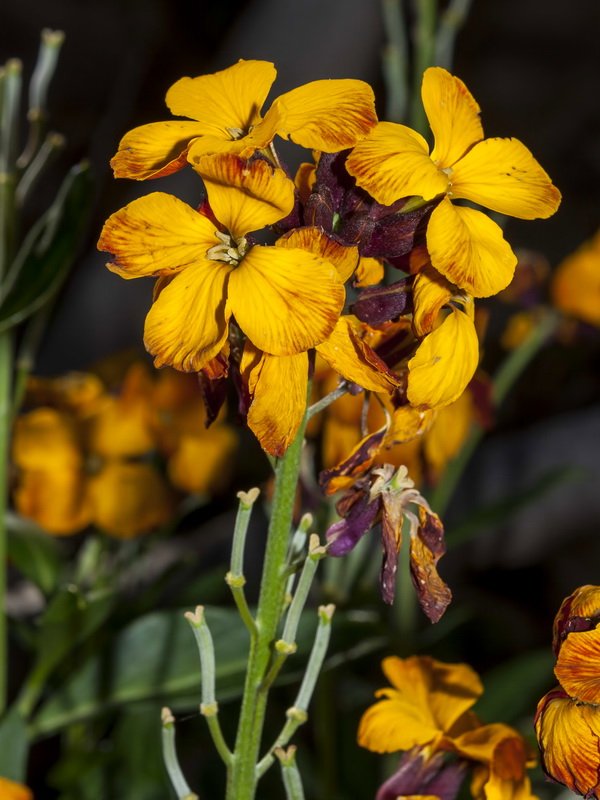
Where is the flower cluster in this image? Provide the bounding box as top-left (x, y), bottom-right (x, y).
top-left (535, 585), bottom-right (600, 798)
top-left (11, 364), bottom-right (236, 537)
top-left (361, 655), bottom-right (539, 800)
top-left (98, 59), bottom-right (560, 461)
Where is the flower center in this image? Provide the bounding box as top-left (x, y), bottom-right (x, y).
top-left (206, 231), bottom-right (249, 265)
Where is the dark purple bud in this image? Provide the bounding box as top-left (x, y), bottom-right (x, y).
top-left (337, 211), bottom-right (376, 246)
top-left (376, 750), bottom-right (467, 800)
top-left (314, 150), bottom-right (355, 208)
top-left (361, 206), bottom-right (432, 259)
top-left (352, 278), bottom-right (411, 326)
top-left (304, 186), bottom-right (335, 230)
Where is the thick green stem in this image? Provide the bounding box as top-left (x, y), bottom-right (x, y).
top-left (226, 399), bottom-right (310, 800)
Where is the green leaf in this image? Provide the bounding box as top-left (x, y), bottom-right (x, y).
top-left (0, 706), bottom-right (29, 781)
top-left (476, 648), bottom-right (556, 724)
top-left (30, 606), bottom-right (250, 738)
top-left (6, 510), bottom-right (64, 594)
top-left (0, 162), bottom-right (93, 332)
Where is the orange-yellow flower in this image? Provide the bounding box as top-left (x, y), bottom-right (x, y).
top-left (0, 777), bottom-right (33, 800)
top-left (346, 67), bottom-right (561, 298)
top-left (98, 155), bottom-right (345, 373)
top-left (111, 59), bottom-right (377, 180)
top-left (552, 230), bottom-right (600, 327)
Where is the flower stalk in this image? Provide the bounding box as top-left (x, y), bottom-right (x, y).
top-left (161, 707), bottom-right (199, 800)
top-left (225, 488), bottom-right (260, 636)
top-left (276, 746), bottom-right (306, 800)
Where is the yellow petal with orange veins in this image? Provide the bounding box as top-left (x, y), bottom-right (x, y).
top-left (13, 408), bottom-right (83, 471)
top-left (385, 404), bottom-right (436, 446)
top-left (110, 121), bottom-right (210, 180)
top-left (346, 121), bottom-right (447, 206)
top-left (555, 626), bottom-right (600, 703)
top-left (316, 316), bottom-right (400, 392)
top-left (228, 245), bottom-right (344, 356)
top-left (412, 264), bottom-right (455, 337)
top-left (196, 154), bottom-right (295, 239)
top-left (187, 100), bottom-right (287, 163)
top-left (276, 227), bottom-right (359, 282)
top-left (451, 137), bottom-right (561, 219)
top-left (89, 462), bottom-right (175, 539)
top-left (0, 777), bottom-right (33, 800)
top-left (98, 192), bottom-right (219, 279)
top-left (168, 427), bottom-right (237, 494)
top-left (354, 256), bottom-right (384, 287)
top-left (246, 351), bottom-right (309, 457)
top-left (144, 260), bottom-right (232, 372)
top-left (14, 468), bottom-right (92, 536)
top-left (166, 59), bottom-right (277, 132)
top-left (427, 199), bottom-right (517, 297)
top-left (295, 162), bottom-right (316, 204)
top-left (535, 689), bottom-right (600, 798)
top-left (276, 79), bottom-right (377, 151)
top-left (423, 67), bottom-right (483, 168)
top-left (407, 308), bottom-right (479, 409)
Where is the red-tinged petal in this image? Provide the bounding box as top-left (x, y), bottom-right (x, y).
top-left (319, 426), bottom-right (387, 496)
top-left (535, 688), bottom-right (600, 798)
top-left (410, 506), bottom-right (451, 622)
top-left (246, 351), bottom-right (309, 457)
top-left (110, 121), bottom-right (210, 180)
top-left (554, 626), bottom-right (600, 703)
top-left (346, 122), bottom-right (447, 206)
top-left (228, 245), bottom-right (344, 356)
top-left (276, 79), bottom-right (377, 151)
top-left (98, 192), bottom-right (219, 279)
top-left (144, 260), bottom-right (232, 372)
top-left (195, 154), bottom-right (295, 239)
top-left (552, 585), bottom-right (600, 656)
top-left (451, 138), bottom-right (561, 220)
top-left (408, 308), bottom-right (479, 410)
top-left (423, 67), bottom-right (483, 168)
top-left (380, 491), bottom-right (404, 603)
top-left (166, 59), bottom-right (277, 132)
top-left (412, 265), bottom-right (455, 337)
top-left (427, 199), bottom-right (517, 298)
top-left (316, 316), bottom-right (400, 392)
top-left (276, 226), bottom-right (359, 283)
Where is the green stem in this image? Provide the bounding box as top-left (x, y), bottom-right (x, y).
top-left (410, 0), bottom-right (438, 136)
top-left (434, 0), bottom-right (473, 70)
top-left (276, 747), bottom-right (305, 800)
top-left (226, 393), bottom-right (311, 800)
top-left (161, 708), bottom-right (199, 800)
top-left (381, 0), bottom-right (410, 122)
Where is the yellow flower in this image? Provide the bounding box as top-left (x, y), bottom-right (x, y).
top-left (0, 777), bottom-right (33, 800)
top-left (110, 59), bottom-right (377, 180)
top-left (358, 655), bottom-right (483, 753)
top-left (535, 686), bottom-right (600, 798)
top-left (99, 155), bottom-right (345, 372)
top-left (552, 585), bottom-right (600, 704)
top-left (346, 67), bottom-right (561, 298)
top-left (552, 230), bottom-right (600, 327)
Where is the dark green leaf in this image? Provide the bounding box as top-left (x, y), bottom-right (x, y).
top-left (6, 511), bottom-right (64, 594)
top-left (0, 706), bottom-right (29, 781)
top-left (0, 162), bottom-right (93, 332)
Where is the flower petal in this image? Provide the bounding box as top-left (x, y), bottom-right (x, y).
top-left (245, 350), bottom-right (309, 456)
top-left (385, 405), bottom-right (436, 446)
top-left (535, 688), bottom-right (600, 798)
top-left (276, 79), bottom-right (377, 151)
top-left (427, 199), bottom-right (517, 297)
top-left (110, 121), bottom-right (210, 180)
top-left (0, 777), bottom-right (33, 800)
top-left (552, 245), bottom-right (600, 327)
top-left (554, 626), bottom-right (600, 703)
top-left (423, 67), bottom-right (483, 168)
top-left (451, 138), bottom-right (561, 219)
top-left (144, 260), bottom-right (232, 371)
top-left (423, 391), bottom-right (474, 479)
top-left (228, 245), bottom-right (344, 355)
top-left (13, 408), bottom-right (83, 471)
top-left (316, 316), bottom-right (400, 392)
top-left (166, 59), bottom-right (277, 132)
top-left (410, 506), bottom-right (452, 623)
top-left (407, 308), bottom-right (479, 409)
top-left (276, 226), bottom-right (359, 283)
top-left (354, 256), bottom-right (385, 288)
top-left (412, 264), bottom-right (455, 337)
top-left (195, 154), bottom-right (295, 239)
top-left (98, 192), bottom-right (218, 278)
top-left (168, 426), bottom-right (237, 494)
top-left (89, 462), bottom-right (175, 539)
top-left (346, 122), bottom-right (448, 206)
top-left (14, 468), bottom-right (92, 536)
